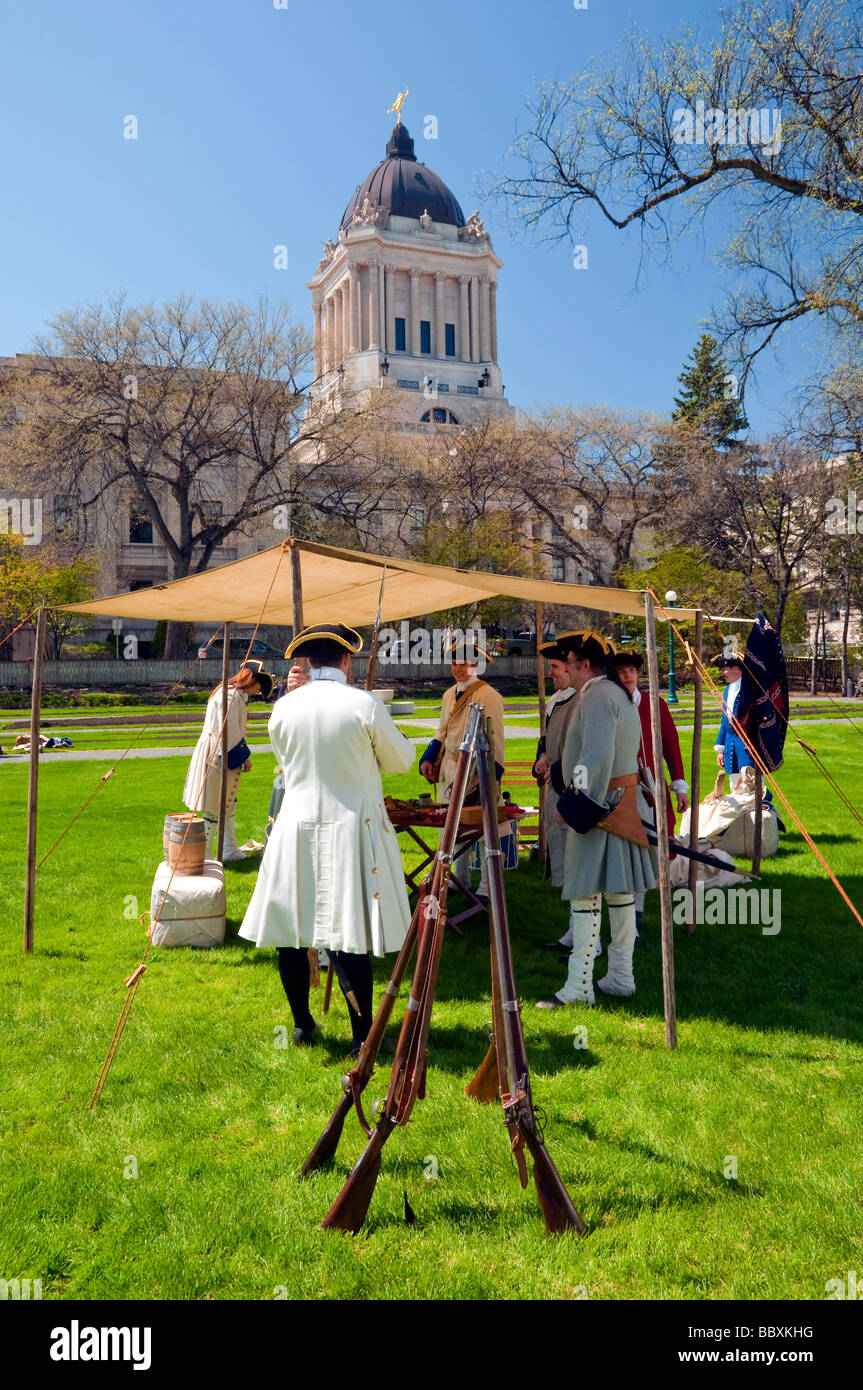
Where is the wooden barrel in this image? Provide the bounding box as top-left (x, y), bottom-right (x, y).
top-left (163, 813), bottom-right (206, 875)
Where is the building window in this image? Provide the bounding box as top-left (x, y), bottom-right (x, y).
top-left (197, 499), bottom-right (222, 525)
top-left (129, 504), bottom-right (153, 544)
top-left (420, 320), bottom-right (431, 354)
top-left (409, 506), bottom-right (424, 532)
top-left (445, 323), bottom-right (456, 356)
top-left (54, 496), bottom-right (78, 536)
top-left (552, 557), bottom-right (565, 582)
top-left (395, 317), bottom-right (406, 351)
top-left (396, 378), bottom-right (420, 390)
top-left (457, 384), bottom-right (479, 395)
top-left (421, 409), bottom-right (459, 424)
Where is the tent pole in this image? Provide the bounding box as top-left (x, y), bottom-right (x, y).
top-left (217, 622), bottom-right (232, 862)
top-left (645, 593), bottom-right (677, 1049)
top-left (23, 606), bottom-right (47, 955)
top-left (752, 766), bottom-right (764, 875)
top-left (535, 601), bottom-right (547, 861)
top-left (687, 610), bottom-right (704, 935)
top-left (288, 539), bottom-right (318, 985)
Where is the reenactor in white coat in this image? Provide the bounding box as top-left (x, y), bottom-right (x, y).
top-left (239, 624), bottom-right (414, 1050)
top-left (182, 660), bottom-right (274, 861)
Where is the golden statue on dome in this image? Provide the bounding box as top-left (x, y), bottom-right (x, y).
top-left (387, 88), bottom-right (409, 125)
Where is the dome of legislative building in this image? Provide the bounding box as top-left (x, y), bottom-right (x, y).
top-left (340, 123), bottom-right (466, 230)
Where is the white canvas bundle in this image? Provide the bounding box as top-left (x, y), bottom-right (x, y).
top-left (149, 858), bottom-right (226, 948)
top-left (679, 768), bottom-right (779, 860)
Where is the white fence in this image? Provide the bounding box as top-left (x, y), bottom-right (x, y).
top-left (0, 656), bottom-right (541, 690)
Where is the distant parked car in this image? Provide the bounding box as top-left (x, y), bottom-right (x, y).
top-left (195, 637), bottom-right (285, 662)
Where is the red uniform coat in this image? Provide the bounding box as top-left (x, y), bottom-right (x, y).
top-left (636, 692), bottom-right (685, 839)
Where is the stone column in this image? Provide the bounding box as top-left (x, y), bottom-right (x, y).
top-left (410, 268), bottom-right (421, 357)
top-left (313, 298), bottom-right (322, 378)
top-left (367, 260), bottom-right (380, 351)
top-left (434, 271), bottom-right (446, 358)
top-left (348, 266), bottom-right (360, 352)
top-left (479, 276), bottom-right (491, 362)
top-left (385, 264), bottom-right (398, 352)
top-left (458, 275), bottom-right (470, 362)
top-left (378, 263), bottom-right (386, 353)
top-left (325, 295), bottom-right (336, 373)
top-left (490, 281), bottom-right (498, 364)
top-left (469, 277), bottom-right (480, 363)
top-left (339, 283), bottom-right (348, 361)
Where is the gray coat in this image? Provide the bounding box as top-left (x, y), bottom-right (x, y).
top-left (560, 676), bottom-right (658, 900)
top-left (544, 689), bottom-right (579, 887)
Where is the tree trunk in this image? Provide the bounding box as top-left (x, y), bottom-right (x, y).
top-left (809, 608), bottom-right (820, 695)
top-left (164, 622), bottom-right (188, 660)
top-left (841, 579), bottom-right (851, 696)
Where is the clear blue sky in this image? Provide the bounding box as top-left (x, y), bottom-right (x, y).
top-left (2, 0), bottom-right (817, 434)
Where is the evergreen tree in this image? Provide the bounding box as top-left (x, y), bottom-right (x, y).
top-left (672, 333), bottom-right (748, 446)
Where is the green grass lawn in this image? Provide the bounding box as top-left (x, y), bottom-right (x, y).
top-left (1, 727), bottom-right (862, 1300)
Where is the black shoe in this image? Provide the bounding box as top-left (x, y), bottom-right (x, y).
top-left (557, 953), bottom-right (571, 966)
top-left (634, 932), bottom-right (644, 949)
top-left (541, 940), bottom-right (570, 954)
top-left (292, 1024), bottom-right (317, 1046)
top-left (476, 894), bottom-right (489, 907)
top-left (536, 994), bottom-right (567, 1010)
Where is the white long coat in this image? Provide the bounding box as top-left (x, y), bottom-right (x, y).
top-left (238, 679), bottom-right (414, 955)
top-left (182, 688), bottom-right (248, 818)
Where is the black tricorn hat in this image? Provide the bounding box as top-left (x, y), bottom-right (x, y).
top-left (285, 622), bottom-right (363, 659)
top-left (240, 659), bottom-right (274, 700)
top-left (714, 652), bottom-right (745, 670)
top-left (538, 630), bottom-right (583, 662)
top-left (612, 649), bottom-right (644, 671)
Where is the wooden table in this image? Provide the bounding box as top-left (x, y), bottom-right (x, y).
top-left (386, 802), bottom-right (527, 933)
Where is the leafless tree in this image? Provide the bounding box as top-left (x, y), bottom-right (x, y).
top-left (7, 294), bottom-right (392, 656)
top-left (484, 0), bottom-right (863, 390)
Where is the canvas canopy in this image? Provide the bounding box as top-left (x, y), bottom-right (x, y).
top-left (62, 538), bottom-right (702, 626)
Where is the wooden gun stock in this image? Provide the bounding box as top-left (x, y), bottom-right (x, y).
top-left (320, 1118), bottom-right (395, 1233)
top-left (520, 1122), bottom-right (587, 1235)
top-left (465, 1027), bottom-right (499, 1104)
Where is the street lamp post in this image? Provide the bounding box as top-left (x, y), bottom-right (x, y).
top-left (664, 590), bottom-right (678, 705)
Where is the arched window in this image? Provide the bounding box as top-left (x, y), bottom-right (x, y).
top-left (420, 408), bottom-right (459, 424)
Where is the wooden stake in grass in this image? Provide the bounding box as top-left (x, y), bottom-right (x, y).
top-left (216, 622), bottom-right (232, 862)
top-left (645, 592), bottom-right (677, 1050)
top-left (23, 606), bottom-right (46, 955)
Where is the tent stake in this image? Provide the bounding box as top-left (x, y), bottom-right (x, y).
top-left (645, 593), bottom-right (677, 1049)
top-left (23, 607), bottom-right (47, 955)
top-left (217, 622), bottom-right (232, 862)
top-left (687, 610), bottom-right (704, 935)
